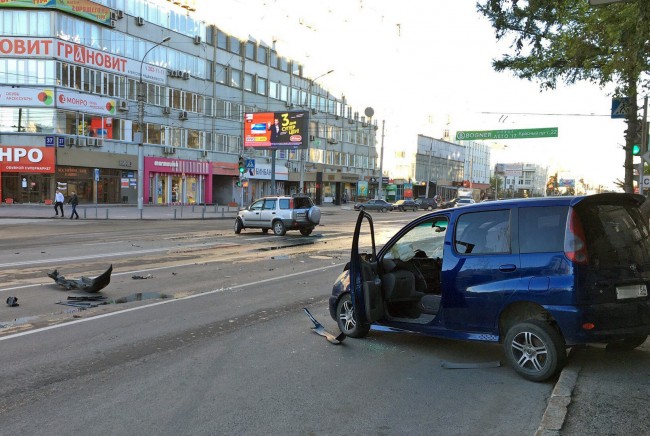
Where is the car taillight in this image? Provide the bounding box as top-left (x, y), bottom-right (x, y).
top-left (289, 198), bottom-right (294, 209)
top-left (564, 208), bottom-right (588, 264)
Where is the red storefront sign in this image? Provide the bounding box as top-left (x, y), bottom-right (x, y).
top-left (0, 146), bottom-right (55, 173)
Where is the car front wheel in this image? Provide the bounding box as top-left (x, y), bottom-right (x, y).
top-left (381, 207), bottom-right (387, 213)
top-left (234, 218), bottom-right (243, 234)
top-left (336, 293), bottom-right (370, 338)
top-left (273, 220), bottom-right (286, 236)
top-left (503, 320), bottom-right (566, 382)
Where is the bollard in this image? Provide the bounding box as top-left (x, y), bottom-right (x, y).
top-left (214, 203), bottom-right (218, 213)
top-left (221, 208), bottom-right (225, 218)
top-left (202, 209), bottom-right (205, 219)
top-left (174, 209), bottom-right (177, 220)
top-left (139, 209), bottom-right (143, 220)
top-left (192, 204), bottom-right (195, 213)
top-left (84, 208), bottom-right (87, 219)
top-left (105, 209), bottom-right (109, 220)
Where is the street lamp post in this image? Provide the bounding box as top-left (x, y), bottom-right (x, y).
top-left (299, 69), bottom-right (334, 194)
top-left (137, 36), bottom-right (171, 211)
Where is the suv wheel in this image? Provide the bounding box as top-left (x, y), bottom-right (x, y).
top-left (503, 320), bottom-right (566, 382)
top-left (273, 220), bottom-right (286, 236)
top-left (234, 218), bottom-right (243, 234)
top-left (300, 228), bottom-right (313, 236)
top-left (336, 293), bottom-right (370, 338)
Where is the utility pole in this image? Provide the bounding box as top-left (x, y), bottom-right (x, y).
top-left (425, 143), bottom-right (433, 198)
top-left (378, 120), bottom-right (385, 200)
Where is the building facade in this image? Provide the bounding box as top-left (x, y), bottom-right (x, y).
top-left (495, 162), bottom-right (548, 198)
top-left (0, 0), bottom-right (378, 206)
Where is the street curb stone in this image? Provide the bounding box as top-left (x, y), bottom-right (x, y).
top-left (535, 347), bottom-right (586, 435)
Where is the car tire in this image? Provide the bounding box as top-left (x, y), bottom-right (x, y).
top-left (261, 228), bottom-right (269, 234)
top-left (272, 220), bottom-right (286, 236)
top-left (234, 218), bottom-right (243, 234)
top-left (307, 206), bottom-right (321, 224)
top-left (503, 320), bottom-right (566, 382)
top-left (605, 335), bottom-right (648, 351)
top-left (336, 293), bottom-right (370, 338)
top-left (427, 206), bottom-right (433, 211)
top-left (381, 207), bottom-right (387, 213)
top-left (359, 206), bottom-right (365, 211)
top-left (300, 228), bottom-right (313, 236)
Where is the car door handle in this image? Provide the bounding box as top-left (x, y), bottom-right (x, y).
top-left (499, 264), bottom-right (517, 272)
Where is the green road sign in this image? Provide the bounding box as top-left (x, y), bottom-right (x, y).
top-left (456, 127), bottom-right (558, 141)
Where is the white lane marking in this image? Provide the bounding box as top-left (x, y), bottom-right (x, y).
top-left (0, 262), bottom-right (343, 341)
top-left (0, 242), bottom-right (234, 268)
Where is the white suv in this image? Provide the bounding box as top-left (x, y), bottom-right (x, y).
top-left (234, 196), bottom-right (321, 236)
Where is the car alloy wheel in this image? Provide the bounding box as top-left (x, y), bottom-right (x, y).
top-left (336, 293), bottom-right (370, 338)
top-left (273, 220), bottom-right (286, 236)
top-left (504, 320), bottom-right (566, 382)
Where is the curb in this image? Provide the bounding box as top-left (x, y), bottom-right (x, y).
top-left (535, 346), bottom-right (586, 435)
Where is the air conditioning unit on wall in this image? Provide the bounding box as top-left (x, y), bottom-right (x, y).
top-left (136, 16), bottom-right (144, 26)
top-left (163, 106), bottom-right (171, 115)
top-left (117, 100), bottom-right (128, 111)
top-left (194, 35), bottom-right (201, 45)
top-left (179, 110), bottom-right (188, 120)
top-left (182, 72), bottom-right (190, 80)
top-left (163, 146), bottom-right (175, 154)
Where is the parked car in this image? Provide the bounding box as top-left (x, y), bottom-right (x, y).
top-left (438, 198), bottom-right (457, 209)
top-left (353, 199), bottom-right (394, 212)
top-left (234, 195), bottom-right (320, 236)
top-left (455, 197), bottom-right (475, 207)
top-left (329, 194), bottom-right (650, 381)
top-left (415, 197), bottom-right (438, 211)
top-left (393, 199), bottom-right (418, 212)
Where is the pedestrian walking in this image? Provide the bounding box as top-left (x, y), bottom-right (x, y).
top-left (68, 191), bottom-right (79, 219)
top-left (54, 190), bottom-right (65, 217)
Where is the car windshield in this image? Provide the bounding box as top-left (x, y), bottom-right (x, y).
top-left (384, 218), bottom-right (448, 260)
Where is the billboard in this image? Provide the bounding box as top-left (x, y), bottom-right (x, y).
top-left (0, 0), bottom-right (112, 26)
top-left (0, 146), bottom-right (55, 173)
top-left (244, 111), bottom-right (309, 149)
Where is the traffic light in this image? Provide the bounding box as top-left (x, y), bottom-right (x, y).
top-left (629, 120), bottom-right (643, 155)
top-left (238, 155), bottom-right (245, 174)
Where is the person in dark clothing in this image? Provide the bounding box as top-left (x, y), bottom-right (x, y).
top-left (68, 192), bottom-right (79, 219)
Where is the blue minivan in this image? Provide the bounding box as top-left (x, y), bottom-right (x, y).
top-left (328, 193), bottom-right (650, 381)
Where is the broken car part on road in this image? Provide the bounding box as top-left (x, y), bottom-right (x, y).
top-left (47, 265), bottom-right (113, 293)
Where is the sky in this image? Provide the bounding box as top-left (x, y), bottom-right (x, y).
top-left (195, 0), bottom-right (629, 190)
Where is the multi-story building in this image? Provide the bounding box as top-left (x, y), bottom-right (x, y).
top-left (0, 0), bottom-right (378, 206)
top-left (495, 162), bottom-right (548, 198)
top-left (414, 134), bottom-right (491, 200)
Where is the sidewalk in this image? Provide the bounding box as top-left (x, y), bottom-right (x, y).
top-left (0, 203), bottom-right (241, 220)
top-left (0, 202), bottom-right (348, 220)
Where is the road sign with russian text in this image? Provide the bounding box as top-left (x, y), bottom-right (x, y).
top-left (456, 128), bottom-right (558, 141)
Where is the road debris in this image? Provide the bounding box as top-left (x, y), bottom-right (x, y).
top-left (6, 296), bottom-right (19, 307)
top-left (47, 265), bottom-right (112, 292)
top-left (303, 307), bottom-right (345, 345)
top-left (131, 274), bottom-right (153, 280)
top-left (441, 361), bottom-right (502, 369)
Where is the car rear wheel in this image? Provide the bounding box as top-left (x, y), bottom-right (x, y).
top-left (234, 218), bottom-right (243, 234)
top-left (606, 335), bottom-right (648, 351)
top-left (503, 320), bottom-right (566, 382)
top-left (272, 220), bottom-right (286, 236)
top-left (336, 293), bottom-right (370, 338)
top-left (300, 228), bottom-right (313, 236)
top-left (427, 206), bottom-right (433, 211)
top-left (381, 207), bottom-right (387, 213)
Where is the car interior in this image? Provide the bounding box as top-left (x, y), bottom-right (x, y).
top-left (377, 218), bottom-right (447, 323)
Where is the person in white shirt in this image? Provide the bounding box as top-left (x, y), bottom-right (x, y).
top-left (54, 190), bottom-right (65, 217)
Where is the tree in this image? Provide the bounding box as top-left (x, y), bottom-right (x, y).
top-left (477, 0), bottom-right (650, 192)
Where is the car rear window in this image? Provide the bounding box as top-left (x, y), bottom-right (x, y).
top-left (519, 206), bottom-right (568, 254)
top-left (579, 202), bottom-right (650, 268)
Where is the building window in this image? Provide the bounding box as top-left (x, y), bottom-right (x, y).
top-left (256, 77), bottom-right (267, 96)
top-left (230, 69), bottom-right (242, 88)
top-left (244, 73), bottom-right (254, 92)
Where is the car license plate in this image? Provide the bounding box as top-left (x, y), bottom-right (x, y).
top-left (616, 284), bottom-right (648, 299)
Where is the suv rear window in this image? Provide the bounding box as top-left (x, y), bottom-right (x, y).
top-left (519, 206), bottom-right (568, 254)
top-left (579, 202), bottom-right (650, 268)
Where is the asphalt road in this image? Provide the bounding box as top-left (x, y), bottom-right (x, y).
top-left (1, 208), bottom-right (648, 435)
